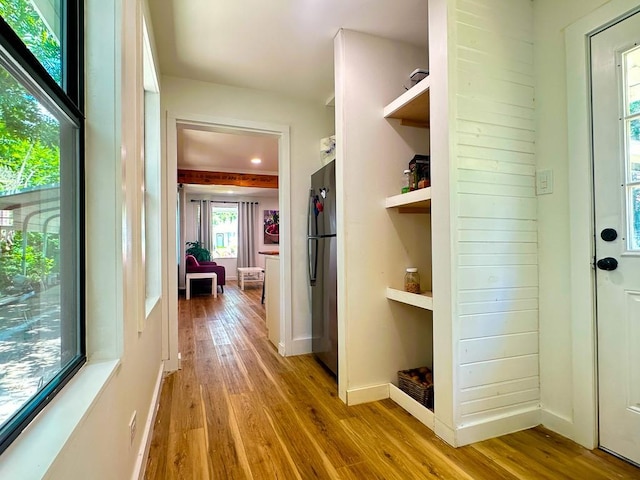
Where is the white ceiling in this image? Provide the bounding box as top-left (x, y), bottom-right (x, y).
top-left (177, 124), bottom-right (279, 174)
top-left (148, 0), bottom-right (428, 103)
top-left (150, 0), bottom-right (428, 195)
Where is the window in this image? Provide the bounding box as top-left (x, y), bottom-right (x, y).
top-left (211, 204), bottom-right (238, 258)
top-left (0, 0), bottom-right (83, 453)
top-left (142, 16), bottom-right (160, 309)
top-left (624, 45), bottom-right (640, 250)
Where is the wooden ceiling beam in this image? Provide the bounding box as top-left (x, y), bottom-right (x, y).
top-left (177, 169), bottom-right (278, 189)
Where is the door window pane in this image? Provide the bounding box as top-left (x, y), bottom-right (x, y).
top-left (628, 186), bottom-right (640, 250)
top-left (623, 45), bottom-right (640, 250)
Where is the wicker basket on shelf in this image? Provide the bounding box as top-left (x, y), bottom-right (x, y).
top-left (398, 367), bottom-right (434, 409)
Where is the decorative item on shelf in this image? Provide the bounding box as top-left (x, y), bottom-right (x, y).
top-left (320, 135), bottom-right (336, 166)
top-left (410, 68), bottom-right (429, 86)
top-left (402, 169), bottom-right (411, 194)
top-left (404, 267), bottom-right (420, 293)
top-left (409, 154), bottom-right (430, 190)
top-left (398, 366), bottom-right (434, 409)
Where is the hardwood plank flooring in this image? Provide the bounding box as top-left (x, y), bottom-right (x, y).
top-left (145, 282), bottom-right (640, 479)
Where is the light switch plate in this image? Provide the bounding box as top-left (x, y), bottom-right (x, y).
top-left (536, 169), bottom-right (553, 195)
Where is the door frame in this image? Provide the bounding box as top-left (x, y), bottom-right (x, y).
top-left (164, 111), bottom-right (292, 371)
top-left (566, 0), bottom-right (640, 450)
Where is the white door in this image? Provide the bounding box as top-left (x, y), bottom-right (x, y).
top-left (592, 11), bottom-right (640, 466)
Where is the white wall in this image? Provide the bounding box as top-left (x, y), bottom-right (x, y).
top-left (533, 0), bottom-right (610, 443)
top-left (0, 0), bottom-right (167, 478)
top-left (162, 77), bottom-right (334, 350)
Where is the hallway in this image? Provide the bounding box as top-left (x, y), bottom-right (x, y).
top-left (144, 283), bottom-right (640, 479)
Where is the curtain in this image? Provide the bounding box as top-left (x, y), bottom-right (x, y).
top-left (178, 184), bottom-right (186, 289)
top-left (237, 201), bottom-right (259, 267)
top-left (199, 200), bottom-right (212, 252)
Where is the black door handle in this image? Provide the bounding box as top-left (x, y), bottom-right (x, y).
top-left (596, 257), bottom-right (618, 271)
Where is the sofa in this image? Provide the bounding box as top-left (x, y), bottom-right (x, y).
top-left (185, 255), bottom-right (226, 293)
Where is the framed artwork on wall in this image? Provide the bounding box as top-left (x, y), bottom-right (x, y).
top-left (264, 210), bottom-right (279, 244)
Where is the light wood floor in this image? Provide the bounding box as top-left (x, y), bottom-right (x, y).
top-left (144, 282), bottom-right (640, 479)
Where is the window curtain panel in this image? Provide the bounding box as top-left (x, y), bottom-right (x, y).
top-left (199, 199), bottom-right (212, 251)
top-left (237, 201), bottom-right (259, 267)
top-left (178, 184), bottom-right (187, 289)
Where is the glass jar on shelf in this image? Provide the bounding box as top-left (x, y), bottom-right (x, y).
top-left (401, 169), bottom-right (411, 194)
top-left (404, 268), bottom-right (420, 294)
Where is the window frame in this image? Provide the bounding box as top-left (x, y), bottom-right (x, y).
top-left (0, 0), bottom-right (85, 454)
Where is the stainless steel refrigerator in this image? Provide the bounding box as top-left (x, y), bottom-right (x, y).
top-left (308, 160), bottom-right (338, 376)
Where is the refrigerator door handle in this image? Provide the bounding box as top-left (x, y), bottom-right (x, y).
top-left (308, 238), bottom-right (318, 286)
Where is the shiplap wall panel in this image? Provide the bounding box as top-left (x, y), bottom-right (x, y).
top-left (457, 96), bottom-right (534, 126)
top-left (459, 170), bottom-right (535, 188)
top-left (459, 195), bottom-right (536, 219)
top-left (458, 145), bottom-right (534, 165)
top-left (461, 387), bottom-right (540, 416)
top-left (458, 286), bottom-right (539, 303)
top-left (458, 266), bottom-right (538, 290)
top-left (459, 298), bottom-right (538, 316)
top-left (460, 310), bottom-right (538, 339)
top-left (458, 243), bottom-right (537, 255)
top-left (459, 254), bottom-right (537, 266)
top-left (457, 120), bottom-right (535, 143)
top-left (458, 58), bottom-right (534, 90)
top-left (459, 183), bottom-right (535, 199)
top-left (458, 230), bottom-right (536, 243)
top-left (460, 332), bottom-right (538, 364)
top-left (453, 0), bottom-right (537, 429)
top-left (460, 376), bottom-right (539, 403)
top-left (460, 354), bottom-right (539, 389)
top-left (461, 400), bottom-right (540, 425)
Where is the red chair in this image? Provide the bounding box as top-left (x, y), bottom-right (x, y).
top-left (185, 255), bottom-right (226, 293)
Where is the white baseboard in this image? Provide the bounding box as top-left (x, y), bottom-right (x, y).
top-left (346, 384), bottom-right (389, 406)
top-left (455, 406), bottom-right (541, 447)
top-left (278, 342), bottom-right (285, 356)
top-left (541, 408), bottom-right (574, 441)
top-left (389, 384), bottom-right (434, 430)
top-left (132, 362), bottom-right (165, 480)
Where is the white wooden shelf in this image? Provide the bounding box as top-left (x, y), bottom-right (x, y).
top-left (383, 77), bottom-right (430, 128)
top-left (385, 187), bottom-right (431, 213)
top-left (389, 383), bottom-right (435, 431)
top-left (386, 287), bottom-right (433, 311)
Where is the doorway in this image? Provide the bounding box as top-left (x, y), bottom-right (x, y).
top-left (591, 10), bottom-right (640, 465)
top-left (164, 113), bottom-right (292, 370)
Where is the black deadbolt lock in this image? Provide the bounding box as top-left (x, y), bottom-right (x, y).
top-left (601, 228), bottom-right (618, 242)
top-left (596, 257), bottom-right (618, 271)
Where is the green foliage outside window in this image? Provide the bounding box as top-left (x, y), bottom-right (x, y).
top-left (0, 0), bottom-right (62, 293)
